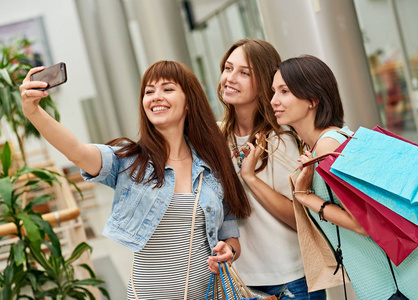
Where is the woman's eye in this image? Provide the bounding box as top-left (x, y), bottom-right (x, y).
top-left (224, 66), bottom-right (232, 71)
top-left (164, 88), bottom-right (174, 92)
top-left (282, 89), bottom-right (288, 94)
top-left (145, 90), bottom-right (154, 94)
top-left (242, 71), bottom-right (250, 76)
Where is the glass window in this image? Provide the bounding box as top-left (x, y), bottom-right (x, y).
top-left (354, 0), bottom-right (418, 142)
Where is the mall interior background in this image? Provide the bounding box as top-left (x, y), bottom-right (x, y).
top-left (0, 0), bottom-right (417, 299)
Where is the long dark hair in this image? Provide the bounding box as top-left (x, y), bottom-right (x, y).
top-left (218, 39), bottom-right (301, 172)
top-left (278, 55), bottom-right (344, 129)
top-left (107, 61), bottom-right (251, 218)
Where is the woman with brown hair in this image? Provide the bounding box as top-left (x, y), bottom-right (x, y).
top-left (20, 60), bottom-right (250, 299)
top-left (272, 54), bottom-right (418, 300)
top-left (217, 39), bottom-right (326, 299)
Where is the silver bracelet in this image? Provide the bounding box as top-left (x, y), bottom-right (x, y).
top-left (292, 189), bottom-right (315, 196)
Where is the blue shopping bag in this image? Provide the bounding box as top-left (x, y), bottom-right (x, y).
top-left (330, 126), bottom-right (418, 225)
top-left (205, 262), bottom-right (257, 300)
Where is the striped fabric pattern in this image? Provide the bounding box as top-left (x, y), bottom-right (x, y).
top-left (127, 193), bottom-right (212, 300)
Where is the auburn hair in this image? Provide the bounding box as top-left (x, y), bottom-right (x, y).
top-left (107, 61), bottom-right (251, 218)
top-left (218, 39), bottom-right (301, 172)
top-left (278, 55), bottom-right (344, 129)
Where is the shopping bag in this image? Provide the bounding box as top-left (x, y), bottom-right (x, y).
top-left (315, 127), bottom-right (418, 266)
top-left (289, 170), bottom-right (350, 292)
top-left (330, 126), bottom-right (418, 225)
top-left (205, 262), bottom-right (276, 300)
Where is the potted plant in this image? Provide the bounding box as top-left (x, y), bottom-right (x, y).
top-left (0, 38), bottom-right (110, 299)
top-left (0, 142), bottom-right (110, 299)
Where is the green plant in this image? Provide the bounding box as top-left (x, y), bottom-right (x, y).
top-left (0, 142), bottom-right (110, 299)
top-left (0, 38), bottom-right (60, 164)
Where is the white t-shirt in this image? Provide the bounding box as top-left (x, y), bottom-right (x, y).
top-left (231, 131), bottom-right (305, 286)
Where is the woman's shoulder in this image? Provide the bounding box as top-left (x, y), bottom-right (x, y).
top-left (319, 126), bottom-right (353, 144)
top-left (316, 126), bottom-right (353, 155)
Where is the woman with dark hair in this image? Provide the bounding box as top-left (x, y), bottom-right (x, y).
top-left (272, 55), bottom-right (418, 299)
top-left (20, 60), bottom-right (251, 299)
top-left (217, 39), bottom-right (326, 299)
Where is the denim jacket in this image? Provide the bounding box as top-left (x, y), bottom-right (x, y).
top-left (81, 144), bottom-right (239, 252)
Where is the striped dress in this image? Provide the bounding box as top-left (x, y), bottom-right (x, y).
top-left (127, 193), bottom-right (212, 300)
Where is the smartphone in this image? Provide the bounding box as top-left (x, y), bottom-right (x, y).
top-left (30, 62), bottom-right (67, 91)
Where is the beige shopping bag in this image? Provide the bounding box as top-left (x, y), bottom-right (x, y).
top-left (289, 168), bottom-right (349, 292)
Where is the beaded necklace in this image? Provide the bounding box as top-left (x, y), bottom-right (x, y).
top-left (230, 136), bottom-right (250, 169)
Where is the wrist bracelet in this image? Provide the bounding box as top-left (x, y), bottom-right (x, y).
top-left (318, 200), bottom-right (332, 222)
top-left (292, 189), bottom-right (315, 196)
top-left (227, 243), bottom-right (236, 262)
top-left (318, 201), bottom-right (345, 222)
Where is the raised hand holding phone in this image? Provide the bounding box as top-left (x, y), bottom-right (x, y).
top-left (30, 62), bottom-right (67, 90)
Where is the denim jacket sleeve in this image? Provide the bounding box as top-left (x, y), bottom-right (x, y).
top-left (80, 144), bottom-right (122, 188)
top-left (218, 202), bottom-right (240, 240)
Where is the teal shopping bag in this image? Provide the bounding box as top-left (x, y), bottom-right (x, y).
top-left (330, 127), bottom-right (418, 225)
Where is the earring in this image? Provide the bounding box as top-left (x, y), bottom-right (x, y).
top-left (309, 105), bottom-right (313, 109)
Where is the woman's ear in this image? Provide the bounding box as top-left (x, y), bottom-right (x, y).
top-left (311, 99), bottom-right (320, 109)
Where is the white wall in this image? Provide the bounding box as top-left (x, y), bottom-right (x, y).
top-left (0, 0), bottom-right (96, 168)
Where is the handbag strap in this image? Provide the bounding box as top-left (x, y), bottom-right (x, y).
top-left (184, 172), bottom-right (204, 299)
top-left (324, 183), bottom-right (348, 300)
top-left (387, 255), bottom-right (400, 291)
top-left (130, 172), bottom-right (204, 300)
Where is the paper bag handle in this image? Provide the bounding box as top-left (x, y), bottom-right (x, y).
top-left (300, 152), bottom-right (344, 169)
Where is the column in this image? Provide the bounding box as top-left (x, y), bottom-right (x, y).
top-left (258, 0), bottom-right (381, 129)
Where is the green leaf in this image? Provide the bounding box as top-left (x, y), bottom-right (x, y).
top-left (0, 177), bottom-right (12, 206)
top-left (27, 243), bottom-right (56, 280)
top-left (13, 239), bottom-right (26, 266)
top-left (67, 288), bottom-right (90, 300)
top-left (26, 272), bottom-right (40, 291)
top-left (23, 194), bottom-right (53, 212)
top-left (0, 86), bottom-right (11, 119)
top-left (65, 242), bottom-right (92, 266)
top-left (31, 215), bottom-right (61, 257)
top-left (17, 167), bottom-right (60, 186)
top-left (1, 141), bottom-right (11, 176)
top-left (0, 100), bottom-right (4, 120)
top-left (0, 68), bottom-right (13, 86)
top-left (78, 263), bottom-right (96, 279)
top-left (73, 278), bottom-right (104, 286)
top-left (3, 264), bottom-right (14, 298)
top-left (11, 90), bottom-right (24, 118)
top-left (29, 169), bottom-right (56, 183)
top-left (17, 213), bottom-right (41, 250)
top-left (99, 286), bottom-right (111, 300)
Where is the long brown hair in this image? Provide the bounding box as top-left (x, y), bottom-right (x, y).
top-left (107, 61), bottom-right (250, 218)
top-left (278, 55), bottom-right (344, 129)
top-left (218, 38), bottom-right (301, 172)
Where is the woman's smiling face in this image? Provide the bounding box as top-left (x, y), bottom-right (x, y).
top-left (220, 46), bottom-right (256, 108)
top-left (142, 79), bottom-right (187, 131)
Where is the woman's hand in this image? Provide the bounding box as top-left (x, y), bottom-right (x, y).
top-left (206, 241), bottom-right (233, 274)
top-left (19, 67), bottom-right (49, 116)
top-left (240, 133), bottom-right (264, 182)
top-left (294, 150), bottom-right (315, 204)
